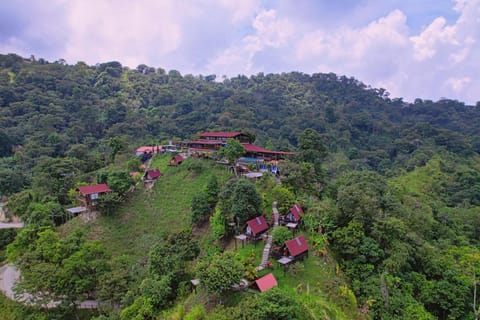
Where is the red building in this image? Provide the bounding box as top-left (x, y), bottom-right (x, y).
top-left (255, 273), bottom-right (278, 292)
top-left (283, 203), bottom-right (305, 223)
top-left (135, 145), bottom-right (162, 156)
top-left (77, 184), bottom-right (112, 209)
top-left (143, 168), bottom-right (162, 181)
top-left (169, 154), bottom-right (185, 166)
top-left (187, 131), bottom-right (294, 160)
top-left (245, 215), bottom-right (269, 239)
top-left (285, 235), bottom-right (309, 260)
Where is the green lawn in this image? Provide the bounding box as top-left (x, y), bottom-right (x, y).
top-left (62, 155), bottom-right (230, 264)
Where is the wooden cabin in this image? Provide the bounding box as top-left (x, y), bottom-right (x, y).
top-left (168, 155), bottom-right (185, 166)
top-left (281, 203), bottom-right (305, 224)
top-left (245, 215), bottom-right (269, 240)
top-left (77, 184), bottom-right (112, 209)
top-left (284, 235), bottom-right (309, 261)
top-left (143, 168), bottom-right (162, 181)
top-left (254, 273), bottom-right (278, 292)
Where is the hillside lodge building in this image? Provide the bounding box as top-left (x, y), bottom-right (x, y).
top-left (76, 184), bottom-right (112, 209)
top-left (187, 131), bottom-right (294, 160)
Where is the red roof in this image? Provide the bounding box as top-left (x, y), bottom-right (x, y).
top-left (198, 131), bottom-right (242, 138)
top-left (288, 210), bottom-right (301, 221)
top-left (242, 144), bottom-right (295, 155)
top-left (246, 216), bottom-right (269, 235)
top-left (285, 235), bottom-right (309, 257)
top-left (136, 145), bottom-right (162, 154)
top-left (174, 155), bottom-right (185, 162)
top-left (289, 203), bottom-right (304, 220)
top-left (255, 273), bottom-right (278, 292)
top-left (145, 168), bottom-right (161, 180)
top-left (77, 184), bottom-right (111, 196)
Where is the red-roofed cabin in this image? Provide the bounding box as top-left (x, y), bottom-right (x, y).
top-left (169, 155), bottom-right (185, 166)
top-left (135, 145), bottom-right (162, 156)
top-left (284, 203), bottom-right (304, 223)
top-left (143, 168), bottom-right (162, 181)
top-left (255, 273), bottom-right (278, 292)
top-left (245, 215), bottom-right (269, 240)
top-left (77, 184), bottom-right (112, 209)
top-left (285, 235), bottom-right (309, 260)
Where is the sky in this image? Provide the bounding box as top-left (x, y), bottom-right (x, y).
top-left (1, 0), bottom-right (479, 105)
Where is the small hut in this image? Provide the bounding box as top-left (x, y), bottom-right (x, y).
top-left (77, 184), bottom-right (112, 209)
top-left (169, 155), bottom-right (185, 166)
top-left (143, 168), bottom-right (162, 181)
top-left (282, 203), bottom-right (304, 224)
top-left (135, 145), bottom-right (162, 156)
top-left (245, 215), bottom-right (269, 240)
top-left (284, 235), bottom-right (309, 261)
top-left (254, 273), bottom-right (278, 292)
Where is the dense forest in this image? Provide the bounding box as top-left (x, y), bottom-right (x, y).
top-left (1, 53), bottom-right (480, 319)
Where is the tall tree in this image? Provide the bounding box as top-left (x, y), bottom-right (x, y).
top-left (217, 138), bottom-right (245, 176)
top-left (196, 251), bottom-right (243, 298)
top-left (219, 179), bottom-right (262, 226)
top-left (296, 128), bottom-right (327, 181)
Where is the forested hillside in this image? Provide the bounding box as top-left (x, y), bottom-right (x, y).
top-left (1, 53), bottom-right (480, 320)
top-left (1, 53), bottom-right (479, 190)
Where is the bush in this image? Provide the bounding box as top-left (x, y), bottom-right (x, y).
top-left (187, 160), bottom-right (204, 174)
top-left (272, 226), bottom-right (291, 246)
top-left (191, 192), bottom-right (211, 225)
top-left (271, 185), bottom-right (295, 214)
top-left (184, 304), bottom-right (206, 320)
top-left (140, 275), bottom-right (173, 309)
top-left (239, 288), bottom-right (311, 320)
top-left (126, 157), bottom-right (141, 172)
top-left (210, 207), bottom-right (225, 240)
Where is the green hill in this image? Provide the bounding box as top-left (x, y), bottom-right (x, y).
top-left (1, 53), bottom-right (480, 319)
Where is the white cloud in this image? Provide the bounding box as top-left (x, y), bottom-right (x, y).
top-left (62, 0), bottom-right (186, 67)
top-left (295, 9), bottom-right (410, 93)
top-left (297, 9), bottom-right (408, 61)
top-left (1, 0), bottom-right (479, 104)
top-left (218, 0), bottom-right (260, 24)
top-left (291, 3), bottom-right (480, 104)
top-left (447, 77), bottom-right (471, 92)
top-left (410, 17), bottom-right (458, 61)
top-left (206, 9), bottom-right (294, 75)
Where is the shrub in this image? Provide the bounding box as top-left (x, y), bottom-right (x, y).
top-left (272, 226), bottom-right (291, 246)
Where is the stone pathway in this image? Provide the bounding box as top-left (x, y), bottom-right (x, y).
top-left (256, 201), bottom-right (279, 271)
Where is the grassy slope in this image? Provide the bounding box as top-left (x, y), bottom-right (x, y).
top-left (61, 155), bottom-right (359, 319)
top-left (61, 155), bottom-right (230, 264)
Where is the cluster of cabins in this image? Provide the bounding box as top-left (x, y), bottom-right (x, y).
top-left (245, 203), bottom-right (305, 241)
top-left (241, 203), bottom-right (309, 292)
top-left (68, 131), bottom-right (294, 213)
top-left (69, 131), bottom-right (305, 293)
top-left (243, 205), bottom-right (308, 262)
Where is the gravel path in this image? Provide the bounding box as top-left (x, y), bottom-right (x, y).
top-left (0, 264), bottom-right (20, 299)
top-left (0, 222), bottom-right (24, 229)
